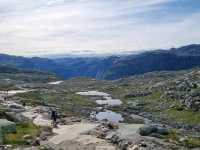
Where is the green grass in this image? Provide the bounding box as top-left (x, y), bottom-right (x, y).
top-left (163, 108), bottom-right (200, 124)
top-left (3, 122), bottom-right (40, 146)
top-left (16, 91), bottom-right (44, 106)
top-left (124, 89), bottom-right (200, 125)
top-left (165, 130), bottom-right (200, 148)
top-left (16, 90), bottom-right (97, 117)
top-left (164, 130), bottom-right (180, 143)
top-left (182, 137), bottom-right (200, 148)
top-left (143, 91), bottom-right (162, 101)
top-left (139, 90), bottom-right (200, 125)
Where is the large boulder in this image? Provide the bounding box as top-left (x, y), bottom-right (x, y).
top-left (5, 112), bottom-right (29, 122)
top-left (125, 91), bottom-right (152, 98)
top-left (6, 103), bottom-right (26, 113)
top-left (138, 125), bottom-right (157, 136)
top-left (156, 127), bottom-right (169, 135)
top-left (9, 104), bottom-right (25, 110)
top-left (138, 125), bottom-right (169, 137)
top-left (59, 117), bottom-right (81, 125)
top-left (184, 97), bottom-right (200, 111)
top-left (130, 114), bottom-right (145, 124)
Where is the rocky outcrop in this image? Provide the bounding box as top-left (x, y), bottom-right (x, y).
top-left (138, 124), bottom-right (169, 137)
top-left (125, 92), bottom-right (152, 98)
top-left (162, 73), bottom-right (200, 111)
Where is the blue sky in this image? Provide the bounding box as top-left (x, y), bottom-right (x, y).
top-left (0, 0), bottom-right (200, 56)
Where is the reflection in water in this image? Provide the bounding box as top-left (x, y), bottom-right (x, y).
top-left (48, 81), bottom-right (63, 85)
top-left (77, 91), bottom-right (122, 106)
top-left (76, 91), bottom-right (109, 96)
top-left (94, 110), bottom-right (124, 123)
top-left (78, 91), bottom-right (124, 123)
top-left (96, 96), bottom-right (122, 106)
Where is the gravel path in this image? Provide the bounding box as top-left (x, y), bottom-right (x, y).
top-left (49, 123), bottom-right (98, 144)
top-left (48, 123), bottom-right (116, 150)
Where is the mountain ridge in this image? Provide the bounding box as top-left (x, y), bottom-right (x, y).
top-left (0, 44), bottom-right (200, 79)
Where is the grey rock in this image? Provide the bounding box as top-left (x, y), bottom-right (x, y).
top-left (138, 125), bottom-right (169, 137)
top-left (31, 137), bottom-right (40, 146)
top-left (9, 104), bottom-right (25, 110)
top-left (110, 134), bottom-right (120, 144)
top-left (59, 117), bottom-right (81, 125)
top-left (130, 114), bottom-right (145, 124)
top-left (23, 134), bottom-right (33, 140)
top-left (5, 112), bottom-right (29, 122)
top-left (156, 127), bottom-right (169, 135)
top-left (139, 125), bottom-right (157, 136)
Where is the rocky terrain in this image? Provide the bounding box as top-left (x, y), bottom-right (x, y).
top-left (0, 68), bottom-right (200, 149)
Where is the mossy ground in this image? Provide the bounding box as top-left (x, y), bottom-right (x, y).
top-left (15, 79), bottom-right (200, 125)
top-left (163, 108), bottom-right (200, 124)
top-left (123, 89), bottom-right (200, 125)
top-left (16, 90), bottom-right (97, 117)
top-left (3, 122), bottom-right (40, 146)
top-left (164, 130), bottom-right (200, 148)
top-left (11, 73), bottom-right (200, 148)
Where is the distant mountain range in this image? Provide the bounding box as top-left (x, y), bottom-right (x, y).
top-left (0, 44), bottom-right (200, 80)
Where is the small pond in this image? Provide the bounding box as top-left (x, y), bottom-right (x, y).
top-left (92, 110), bottom-right (124, 123)
top-left (76, 91), bottom-right (109, 97)
top-left (48, 81), bottom-right (64, 85)
top-left (77, 91), bottom-right (122, 106)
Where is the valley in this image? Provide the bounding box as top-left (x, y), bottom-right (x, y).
top-left (0, 67), bottom-right (200, 149)
top-left (0, 44), bottom-right (200, 80)
top-left (1, 0), bottom-right (200, 149)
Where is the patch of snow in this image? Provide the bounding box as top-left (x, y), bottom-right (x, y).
top-left (96, 99), bottom-right (122, 106)
top-left (76, 91), bottom-right (122, 106)
top-left (48, 81), bottom-right (64, 85)
top-left (0, 90), bottom-right (33, 95)
top-left (76, 91), bottom-right (110, 97)
top-left (4, 79), bottom-right (11, 81)
top-left (9, 90), bottom-right (30, 94)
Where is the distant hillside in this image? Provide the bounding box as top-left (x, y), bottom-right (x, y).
top-left (0, 44), bottom-right (200, 80)
top-left (54, 44), bottom-right (200, 79)
top-left (0, 54), bottom-right (66, 77)
top-left (170, 44), bottom-right (200, 56)
top-left (0, 65), bottom-right (57, 83)
top-left (0, 65), bottom-right (48, 74)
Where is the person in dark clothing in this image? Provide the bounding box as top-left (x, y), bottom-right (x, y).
top-left (22, 102), bottom-right (26, 107)
top-left (51, 109), bottom-right (57, 127)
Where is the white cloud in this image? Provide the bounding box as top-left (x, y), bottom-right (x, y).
top-left (0, 0), bottom-right (199, 56)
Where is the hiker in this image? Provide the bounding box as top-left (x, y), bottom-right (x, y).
top-left (22, 101), bottom-right (26, 107)
top-left (51, 109), bottom-right (57, 127)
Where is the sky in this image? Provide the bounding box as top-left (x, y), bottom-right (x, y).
top-left (0, 0), bottom-right (200, 56)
